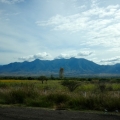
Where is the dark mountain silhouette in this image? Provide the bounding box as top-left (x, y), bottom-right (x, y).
top-left (0, 58), bottom-right (120, 76)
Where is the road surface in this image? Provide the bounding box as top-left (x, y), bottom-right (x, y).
top-left (0, 106), bottom-right (120, 120)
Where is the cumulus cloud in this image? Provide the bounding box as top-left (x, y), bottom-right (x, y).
top-left (18, 52), bottom-right (53, 61)
top-left (0, 0), bottom-right (24, 4)
top-left (56, 51), bottom-right (93, 59)
top-left (18, 51), bottom-right (93, 61)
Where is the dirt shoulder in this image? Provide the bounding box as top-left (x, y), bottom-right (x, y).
top-left (0, 106), bottom-right (120, 120)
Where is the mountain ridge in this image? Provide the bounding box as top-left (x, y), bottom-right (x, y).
top-left (0, 58), bottom-right (120, 76)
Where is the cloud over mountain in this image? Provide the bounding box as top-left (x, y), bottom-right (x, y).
top-left (18, 52), bottom-right (53, 61)
top-left (18, 51), bottom-right (93, 61)
top-left (56, 51), bottom-right (93, 59)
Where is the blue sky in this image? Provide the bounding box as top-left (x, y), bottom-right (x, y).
top-left (0, 0), bottom-right (120, 65)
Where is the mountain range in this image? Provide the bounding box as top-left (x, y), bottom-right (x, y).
top-left (0, 58), bottom-right (120, 76)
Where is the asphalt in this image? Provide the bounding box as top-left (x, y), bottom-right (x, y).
top-left (0, 106), bottom-right (120, 120)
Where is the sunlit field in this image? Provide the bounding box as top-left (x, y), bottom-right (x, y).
top-left (0, 78), bottom-right (120, 113)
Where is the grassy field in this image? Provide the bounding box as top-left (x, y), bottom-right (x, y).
top-left (0, 79), bottom-right (120, 112)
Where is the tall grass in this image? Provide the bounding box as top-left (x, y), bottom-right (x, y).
top-left (0, 79), bottom-right (120, 112)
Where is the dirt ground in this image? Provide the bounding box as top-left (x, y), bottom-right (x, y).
top-left (0, 106), bottom-right (120, 120)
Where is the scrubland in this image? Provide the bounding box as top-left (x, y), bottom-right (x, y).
top-left (0, 78), bottom-right (120, 113)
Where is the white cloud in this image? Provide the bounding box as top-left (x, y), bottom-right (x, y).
top-left (36, 2), bottom-right (120, 42)
top-left (77, 51), bottom-right (93, 56)
top-left (100, 56), bottom-right (120, 65)
top-left (56, 51), bottom-right (93, 59)
top-left (78, 5), bottom-right (86, 10)
top-left (108, 47), bottom-right (120, 52)
top-left (91, 0), bottom-right (98, 8)
top-left (36, 14), bottom-right (71, 26)
top-left (56, 53), bottom-right (73, 59)
top-left (5, 12), bottom-right (21, 16)
top-left (18, 52), bottom-right (53, 61)
top-left (0, 0), bottom-right (24, 4)
top-left (18, 51), bottom-right (93, 61)
top-left (36, 14), bottom-right (89, 32)
top-left (35, 1), bottom-right (120, 60)
top-left (36, 2), bottom-right (120, 49)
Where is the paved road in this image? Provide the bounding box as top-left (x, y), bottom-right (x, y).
top-left (0, 106), bottom-right (120, 120)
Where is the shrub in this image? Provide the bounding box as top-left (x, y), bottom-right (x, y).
top-left (4, 86), bottom-right (38, 104)
top-left (61, 80), bottom-right (80, 92)
top-left (7, 90), bottom-right (27, 104)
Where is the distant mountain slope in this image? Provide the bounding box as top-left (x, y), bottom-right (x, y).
top-left (0, 58), bottom-right (120, 76)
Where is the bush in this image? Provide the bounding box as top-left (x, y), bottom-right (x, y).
top-left (61, 80), bottom-right (80, 92)
top-left (7, 90), bottom-right (27, 104)
top-left (25, 93), bottom-right (69, 109)
top-left (3, 85), bottom-right (37, 104)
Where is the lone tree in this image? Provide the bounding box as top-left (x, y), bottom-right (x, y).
top-left (59, 67), bottom-right (64, 79)
top-left (38, 76), bottom-right (48, 84)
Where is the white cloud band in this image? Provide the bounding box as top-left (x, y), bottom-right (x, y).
top-left (18, 52), bottom-right (53, 61)
top-left (100, 56), bottom-right (120, 64)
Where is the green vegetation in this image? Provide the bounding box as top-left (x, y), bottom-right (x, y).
top-left (61, 80), bottom-right (80, 92)
top-left (0, 77), bottom-right (120, 112)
